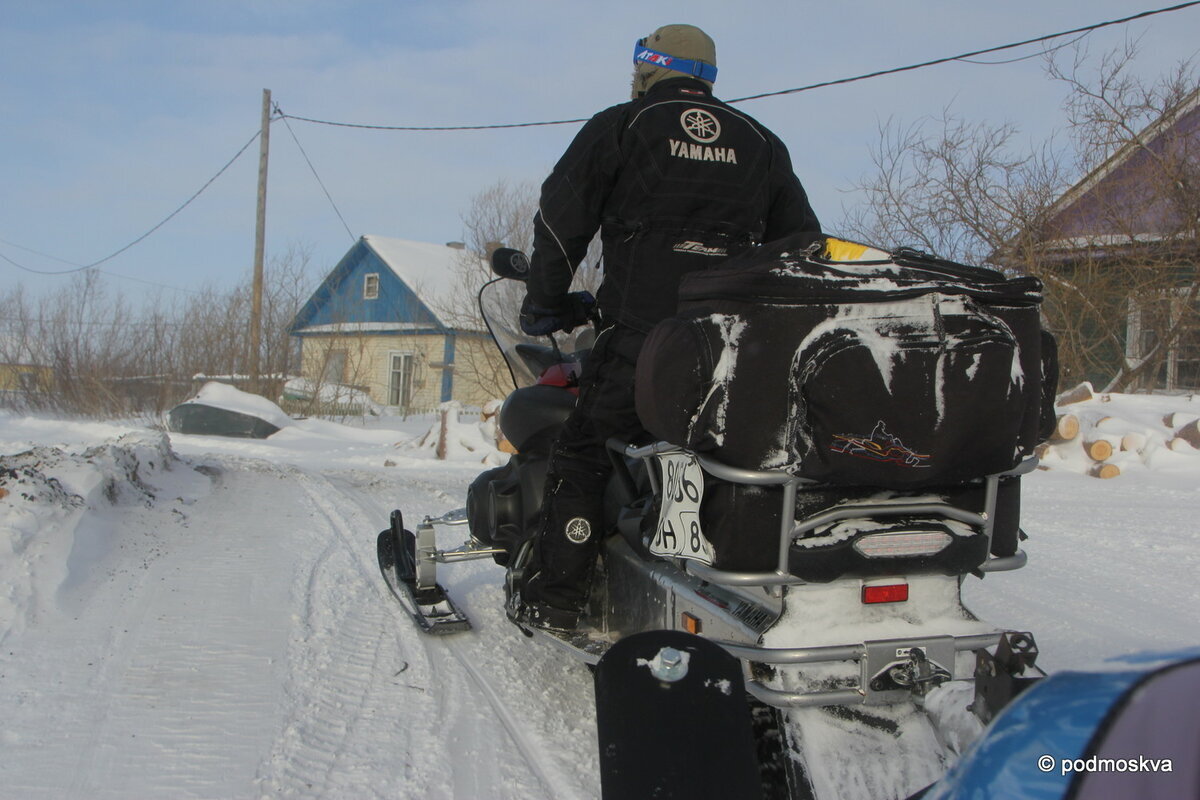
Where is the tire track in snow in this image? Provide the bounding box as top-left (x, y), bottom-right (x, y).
top-left (443, 639), bottom-right (575, 800)
top-left (256, 469), bottom-right (434, 798)
top-left (282, 469), bottom-right (583, 800)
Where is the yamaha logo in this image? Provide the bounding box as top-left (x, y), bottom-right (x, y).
top-left (564, 517), bottom-right (591, 544)
top-left (680, 108), bottom-right (721, 143)
top-left (673, 240), bottom-right (728, 257)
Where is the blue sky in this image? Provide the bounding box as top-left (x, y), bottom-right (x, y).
top-left (1, 1), bottom-right (1197, 302)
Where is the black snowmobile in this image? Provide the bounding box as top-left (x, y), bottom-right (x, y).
top-left (378, 236), bottom-right (1056, 799)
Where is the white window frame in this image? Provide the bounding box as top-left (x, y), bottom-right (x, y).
top-left (363, 272), bottom-right (380, 300)
top-left (1125, 283), bottom-right (1200, 391)
top-left (389, 352), bottom-right (416, 408)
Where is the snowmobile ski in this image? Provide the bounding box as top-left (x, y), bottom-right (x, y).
top-left (377, 510), bottom-right (471, 635)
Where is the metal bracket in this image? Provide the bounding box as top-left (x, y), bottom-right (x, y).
top-left (414, 513), bottom-right (504, 592)
top-left (863, 636), bottom-right (956, 705)
top-left (414, 520), bottom-right (439, 591)
top-left (971, 631), bottom-right (1042, 723)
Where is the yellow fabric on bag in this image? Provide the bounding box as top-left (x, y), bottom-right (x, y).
top-left (822, 238), bottom-right (870, 262)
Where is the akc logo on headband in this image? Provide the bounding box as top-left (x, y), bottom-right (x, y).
top-left (636, 48), bottom-right (674, 68)
top-left (633, 42), bottom-right (718, 83)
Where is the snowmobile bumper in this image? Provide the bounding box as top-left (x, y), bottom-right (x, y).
top-left (722, 631), bottom-right (1025, 708)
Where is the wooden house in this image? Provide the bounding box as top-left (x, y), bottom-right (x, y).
top-left (1024, 86), bottom-right (1199, 391)
top-left (0, 334), bottom-right (52, 406)
top-left (289, 236), bottom-right (503, 413)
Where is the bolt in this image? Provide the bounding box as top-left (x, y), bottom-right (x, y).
top-left (650, 647), bottom-right (689, 683)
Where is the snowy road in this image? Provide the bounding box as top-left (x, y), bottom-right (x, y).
top-left (2, 407), bottom-right (1199, 799)
top-left (1, 427), bottom-right (599, 799)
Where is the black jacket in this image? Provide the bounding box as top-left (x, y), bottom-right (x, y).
top-left (529, 77), bottom-right (820, 330)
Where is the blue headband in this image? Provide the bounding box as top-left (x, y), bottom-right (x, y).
top-left (633, 42), bottom-right (718, 83)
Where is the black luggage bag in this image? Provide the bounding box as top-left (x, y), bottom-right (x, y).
top-left (635, 237), bottom-right (1058, 572)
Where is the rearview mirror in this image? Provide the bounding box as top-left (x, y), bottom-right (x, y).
top-left (491, 247), bottom-right (530, 281)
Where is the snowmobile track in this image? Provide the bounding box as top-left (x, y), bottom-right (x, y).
top-left (289, 469), bottom-right (585, 799)
top-left (444, 638), bottom-right (577, 800)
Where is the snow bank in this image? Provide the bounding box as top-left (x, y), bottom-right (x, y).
top-left (0, 431), bottom-right (210, 642)
top-left (403, 402), bottom-right (507, 466)
top-left (1039, 383), bottom-right (1200, 480)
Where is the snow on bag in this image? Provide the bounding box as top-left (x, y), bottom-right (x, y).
top-left (635, 236), bottom-right (1057, 571)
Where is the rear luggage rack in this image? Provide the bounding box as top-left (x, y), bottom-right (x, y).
top-left (621, 441), bottom-right (1035, 589)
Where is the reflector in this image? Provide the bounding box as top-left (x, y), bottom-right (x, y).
top-left (862, 584), bottom-right (909, 604)
top-left (853, 531), bottom-right (952, 558)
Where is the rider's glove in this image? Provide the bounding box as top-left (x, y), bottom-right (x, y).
top-left (519, 291), bottom-right (595, 336)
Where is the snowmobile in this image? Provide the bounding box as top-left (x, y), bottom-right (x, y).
top-left (378, 236), bottom-right (1057, 799)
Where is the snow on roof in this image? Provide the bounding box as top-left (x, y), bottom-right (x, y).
top-left (181, 381), bottom-right (294, 430)
top-left (362, 236), bottom-right (479, 323)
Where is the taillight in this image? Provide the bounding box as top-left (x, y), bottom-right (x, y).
top-left (853, 531), bottom-right (952, 559)
top-left (862, 583), bottom-right (909, 604)
top-left (536, 363), bottom-right (581, 395)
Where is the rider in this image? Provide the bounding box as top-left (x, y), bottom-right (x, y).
top-left (515, 24), bottom-right (822, 630)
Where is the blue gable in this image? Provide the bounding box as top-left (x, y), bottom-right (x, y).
top-left (290, 239), bottom-right (446, 333)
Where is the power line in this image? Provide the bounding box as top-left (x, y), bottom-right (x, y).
top-left (0, 240), bottom-right (206, 295)
top-left (0, 129), bottom-right (262, 277)
top-left (0, 313), bottom-right (186, 330)
top-left (950, 31), bottom-right (1092, 67)
top-left (728, 2), bottom-right (1200, 103)
top-left (279, 112), bottom-right (589, 132)
top-left (275, 104), bottom-right (357, 243)
top-left (4, 1), bottom-right (1197, 290)
top-left (280, 2), bottom-right (1200, 130)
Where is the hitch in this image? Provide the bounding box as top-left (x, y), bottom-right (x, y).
top-left (863, 637), bottom-right (955, 705)
top-left (869, 645), bottom-right (953, 699)
top-left (971, 631), bottom-right (1042, 723)
top-left (890, 647), bottom-right (953, 696)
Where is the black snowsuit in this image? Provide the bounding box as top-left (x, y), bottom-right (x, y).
top-left (522, 77), bottom-right (821, 618)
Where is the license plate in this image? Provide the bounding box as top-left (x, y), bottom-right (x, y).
top-left (651, 452), bottom-right (716, 565)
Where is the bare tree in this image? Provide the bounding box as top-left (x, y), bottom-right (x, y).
top-left (434, 179), bottom-right (604, 400)
top-left (843, 112), bottom-right (1069, 266)
top-left (1041, 44), bottom-right (1200, 390)
top-left (0, 243), bottom-right (319, 417)
top-left (844, 43), bottom-right (1198, 392)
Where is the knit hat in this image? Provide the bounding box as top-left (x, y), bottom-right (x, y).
top-left (631, 24), bottom-right (716, 99)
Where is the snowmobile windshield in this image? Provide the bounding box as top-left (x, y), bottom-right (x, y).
top-left (478, 278), bottom-right (593, 391)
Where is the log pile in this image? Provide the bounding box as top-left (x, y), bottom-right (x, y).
top-left (1036, 382), bottom-right (1200, 479)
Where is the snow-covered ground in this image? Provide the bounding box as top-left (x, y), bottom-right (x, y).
top-left (1, 390), bottom-right (1198, 799)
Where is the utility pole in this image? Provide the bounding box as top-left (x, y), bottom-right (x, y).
top-left (249, 88), bottom-right (271, 394)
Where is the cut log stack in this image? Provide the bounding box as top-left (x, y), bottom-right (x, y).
top-left (1034, 382), bottom-right (1200, 479)
top-left (1040, 383), bottom-right (1123, 478)
top-left (1041, 410), bottom-right (1123, 478)
top-left (1050, 413), bottom-right (1080, 442)
top-left (1168, 415), bottom-right (1200, 452)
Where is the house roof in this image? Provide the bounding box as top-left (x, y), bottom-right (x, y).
top-left (362, 236), bottom-right (468, 319)
top-left (290, 236), bottom-right (483, 334)
top-left (1039, 86), bottom-right (1200, 249)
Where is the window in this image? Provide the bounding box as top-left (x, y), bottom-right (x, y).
top-left (1126, 287), bottom-right (1200, 391)
top-left (389, 353), bottom-right (416, 408)
top-left (16, 370), bottom-right (41, 393)
top-left (363, 273), bottom-right (380, 300)
top-left (321, 350), bottom-right (347, 385)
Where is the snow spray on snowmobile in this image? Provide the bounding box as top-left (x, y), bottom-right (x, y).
top-left (377, 236), bottom-right (1057, 799)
